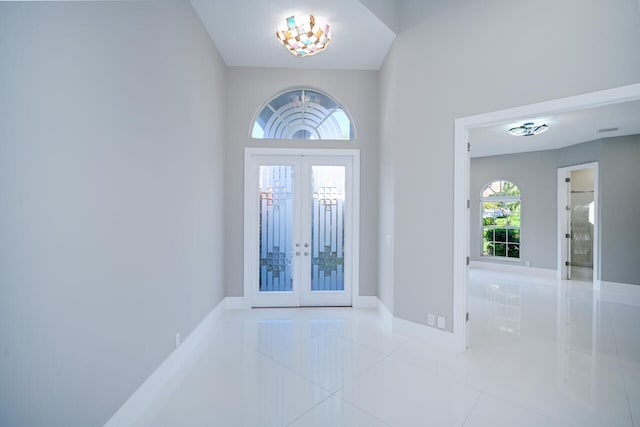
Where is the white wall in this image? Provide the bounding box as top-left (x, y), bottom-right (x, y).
top-left (381, 0), bottom-right (640, 330)
top-left (224, 67), bottom-right (380, 299)
top-left (0, 2), bottom-right (227, 426)
top-left (378, 45), bottom-right (398, 313)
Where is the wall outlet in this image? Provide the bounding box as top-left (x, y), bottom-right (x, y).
top-left (175, 332), bottom-right (181, 348)
top-left (427, 314), bottom-right (435, 326)
top-left (437, 316), bottom-right (446, 330)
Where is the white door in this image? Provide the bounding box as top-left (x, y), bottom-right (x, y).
top-left (245, 150), bottom-right (356, 307)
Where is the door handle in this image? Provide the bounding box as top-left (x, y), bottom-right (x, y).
top-left (304, 243), bottom-right (309, 247)
top-left (304, 252), bottom-right (309, 256)
top-left (295, 252), bottom-right (301, 256)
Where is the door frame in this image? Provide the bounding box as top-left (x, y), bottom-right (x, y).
top-left (243, 148), bottom-right (360, 308)
top-left (453, 83), bottom-right (640, 351)
top-left (557, 162), bottom-right (599, 287)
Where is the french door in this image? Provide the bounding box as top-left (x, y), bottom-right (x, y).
top-left (244, 149), bottom-right (358, 307)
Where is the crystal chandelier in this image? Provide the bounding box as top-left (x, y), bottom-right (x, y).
top-left (276, 15), bottom-right (331, 57)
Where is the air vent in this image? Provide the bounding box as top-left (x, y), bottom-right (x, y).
top-left (598, 127), bottom-right (619, 133)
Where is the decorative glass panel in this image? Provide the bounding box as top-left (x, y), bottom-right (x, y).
top-left (311, 166), bottom-right (345, 291)
top-left (252, 89), bottom-right (355, 140)
top-left (259, 165), bottom-right (294, 292)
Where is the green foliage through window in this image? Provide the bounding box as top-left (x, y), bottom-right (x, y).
top-left (481, 180), bottom-right (521, 259)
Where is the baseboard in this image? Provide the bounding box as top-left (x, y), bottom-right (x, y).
top-left (470, 260), bottom-right (556, 278)
top-left (373, 297), bottom-right (462, 353)
top-left (225, 296), bottom-right (251, 310)
top-left (104, 298), bottom-right (227, 426)
top-left (376, 298), bottom-right (393, 325)
top-left (392, 316), bottom-right (461, 353)
top-left (353, 296), bottom-right (378, 308)
top-left (600, 281), bottom-right (640, 306)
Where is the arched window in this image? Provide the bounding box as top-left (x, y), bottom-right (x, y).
top-left (481, 180), bottom-right (521, 259)
top-left (251, 88), bottom-right (355, 140)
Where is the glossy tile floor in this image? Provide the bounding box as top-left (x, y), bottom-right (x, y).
top-left (134, 268), bottom-right (639, 426)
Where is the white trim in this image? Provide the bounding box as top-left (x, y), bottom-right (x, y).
top-left (556, 162), bottom-right (600, 288)
top-left (353, 296), bottom-right (378, 308)
top-left (243, 148), bottom-right (361, 308)
top-left (454, 83), bottom-right (640, 352)
top-left (372, 297), bottom-right (460, 352)
top-left (225, 296), bottom-right (251, 310)
top-left (470, 260), bottom-right (556, 278)
top-left (599, 281), bottom-right (640, 306)
top-left (377, 298), bottom-right (393, 325)
top-left (392, 317), bottom-right (461, 353)
top-left (104, 298), bottom-right (227, 426)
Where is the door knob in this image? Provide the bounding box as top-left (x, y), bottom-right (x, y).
top-left (296, 252), bottom-right (301, 256)
top-left (304, 251), bottom-right (309, 256)
top-left (304, 243), bottom-right (309, 247)
top-left (296, 243), bottom-right (301, 247)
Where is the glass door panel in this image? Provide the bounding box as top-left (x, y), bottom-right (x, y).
top-left (310, 165), bottom-right (345, 292)
top-left (259, 165), bottom-right (294, 292)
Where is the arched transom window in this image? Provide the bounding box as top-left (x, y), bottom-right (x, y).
top-left (481, 180), bottom-right (521, 259)
top-left (252, 89), bottom-right (354, 140)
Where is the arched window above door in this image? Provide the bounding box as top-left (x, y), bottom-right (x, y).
top-left (251, 89), bottom-right (355, 140)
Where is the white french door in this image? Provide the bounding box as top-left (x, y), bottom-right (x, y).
top-left (244, 149), bottom-right (358, 307)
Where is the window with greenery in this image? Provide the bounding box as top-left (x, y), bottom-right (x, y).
top-left (481, 180), bottom-right (521, 259)
top-left (252, 89), bottom-right (354, 140)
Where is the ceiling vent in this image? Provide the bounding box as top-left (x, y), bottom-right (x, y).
top-left (598, 127), bottom-right (619, 133)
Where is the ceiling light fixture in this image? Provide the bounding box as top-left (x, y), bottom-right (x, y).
top-left (508, 122), bottom-right (549, 136)
top-left (276, 15), bottom-right (331, 57)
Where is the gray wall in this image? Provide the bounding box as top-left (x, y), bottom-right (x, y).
top-left (470, 135), bottom-right (640, 285)
top-left (0, 2), bottom-right (227, 426)
top-left (224, 67), bottom-right (380, 298)
top-left (380, 0), bottom-right (640, 329)
top-left (599, 135), bottom-right (640, 285)
top-left (470, 151), bottom-right (557, 268)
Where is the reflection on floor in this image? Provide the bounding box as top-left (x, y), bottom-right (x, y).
top-left (132, 269), bottom-right (639, 426)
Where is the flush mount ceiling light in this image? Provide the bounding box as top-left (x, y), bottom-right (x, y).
top-left (508, 122), bottom-right (549, 136)
top-left (276, 15), bottom-right (331, 57)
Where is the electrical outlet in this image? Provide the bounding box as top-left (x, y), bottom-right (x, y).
top-left (437, 316), bottom-right (446, 330)
top-left (427, 314), bottom-right (435, 326)
top-left (175, 332), bottom-right (181, 348)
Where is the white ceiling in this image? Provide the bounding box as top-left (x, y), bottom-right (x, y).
top-left (470, 100), bottom-right (640, 158)
top-left (190, 0), bottom-right (397, 70)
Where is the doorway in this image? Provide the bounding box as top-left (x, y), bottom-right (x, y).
top-left (453, 83), bottom-right (640, 351)
top-left (558, 163), bottom-right (599, 285)
top-left (244, 148), bottom-right (359, 307)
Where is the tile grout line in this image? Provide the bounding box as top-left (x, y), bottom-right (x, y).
top-left (460, 391), bottom-right (483, 426)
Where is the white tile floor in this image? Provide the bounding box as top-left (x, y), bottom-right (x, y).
top-left (133, 268), bottom-right (639, 426)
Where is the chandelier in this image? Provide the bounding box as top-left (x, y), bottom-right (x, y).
top-left (276, 15), bottom-right (331, 57)
top-left (508, 122), bottom-right (549, 136)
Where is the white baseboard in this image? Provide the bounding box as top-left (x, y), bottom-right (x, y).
top-left (225, 296), bottom-right (251, 310)
top-left (376, 298), bottom-right (393, 325)
top-left (104, 298), bottom-right (227, 427)
top-left (600, 281), bottom-right (640, 306)
top-left (373, 297), bottom-right (462, 353)
top-left (353, 296), bottom-right (378, 308)
top-left (392, 316), bottom-right (461, 353)
top-left (470, 260), bottom-right (556, 278)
